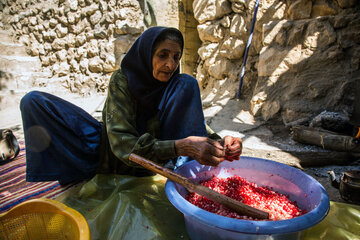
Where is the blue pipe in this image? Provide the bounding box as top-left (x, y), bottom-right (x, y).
top-left (236, 0), bottom-right (260, 99)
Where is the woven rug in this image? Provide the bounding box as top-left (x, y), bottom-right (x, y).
top-left (0, 142), bottom-right (75, 213)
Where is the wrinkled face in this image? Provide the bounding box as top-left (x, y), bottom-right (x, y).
top-left (152, 39), bottom-right (182, 82)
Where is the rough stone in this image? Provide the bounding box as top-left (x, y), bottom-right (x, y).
top-left (27, 43), bottom-right (39, 56)
top-left (40, 55), bottom-right (50, 66)
top-left (52, 38), bottom-right (66, 50)
top-left (75, 33), bottom-right (87, 47)
top-left (219, 36), bottom-right (245, 59)
top-left (206, 56), bottom-right (236, 80)
top-left (193, 0), bottom-right (232, 24)
top-left (64, 33), bottom-right (76, 48)
top-left (69, 0), bottom-right (78, 11)
top-left (87, 39), bottom-right (99, 58)
top-left (69, 18), bottom-right (89, 35)
top-left (58, 61), bottom-right (70, 77)
top-left (49, 18), bottom-right (58, 28)
top-left (198, 43), bottom-right (219, 60)
top-left (288, 0), bottom-right (312, 20)
top-left (197, 22), bottom-right (224, 42)
top-left (229, 14), bottom-right (246, 37)
top-left (43, 29), bottom-right (56, 42)
top-left (311, 0), bottom-right (338, 17)
top-left (76, 46), bottom-right (87, 61)
top-left (103, 57), bottom-right (117, 72)
top-left (79, 58), bottom-right (89, 74)
top-left (55, 24), bottom-right (68, 38)
top-left (337, 0), bottom-right (356, 8)
top-left (261, 100), bottom-right (281, 121)
top-left (29, 16), bottom-right (37, 26)
top-left (56, 49), bottom-right (67, 61)
top-left (69, 59), bottom-right (80, 73)
top-left (230, 0), bottom-right (246, 14)
top-left (219, 15), bottom-right (231, 28)
top-left (67, 11), bottom-right (81, 25)
top-left (304, 19), bottom-right (336, 50)
top-left (66, 48), bottom-right (76, 62)
top-left (83, 3), bottom-right (98, 17)
top-left (89, 10), bottom-right (102, 25)
top-left (94, 28), bottom-right (107, 39)
top-left (258, 0), bottom-right (286, 22)
top-left (114, 20), bottom-right (143, 35)
top-left (88, 56), bottom-right (103, 73)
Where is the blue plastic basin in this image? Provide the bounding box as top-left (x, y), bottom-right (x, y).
top-left (165, 156), bottom-right (330, 240)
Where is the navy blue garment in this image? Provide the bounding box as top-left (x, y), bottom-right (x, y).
top-left (20, 77), bottom-right (206, 183)
top-left (20, 75), bottom-right (206, 183)
top-left (20, 91), bottom-right (102, 185)
top-left (158, 73), bottom-right (208, 168)
top-left (158, 73), bottom-right (207, 140)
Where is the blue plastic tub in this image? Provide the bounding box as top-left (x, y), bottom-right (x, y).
top-left (165, 156), bottom-right (330, 240)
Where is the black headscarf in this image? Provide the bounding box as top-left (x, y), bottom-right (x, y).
top-left (121, 27), bottom-right (184, 134)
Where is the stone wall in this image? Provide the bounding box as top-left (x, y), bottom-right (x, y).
top-left (0, 0), bottom-right (201, 95)
top-left (1, 0), bottom-right (233, 97)
top-left (1, 0), bottom-right (359, 125)
top-left (1, 0), bottom-right (146, 94)
top-left (194, 0), bottom-right (360, 124)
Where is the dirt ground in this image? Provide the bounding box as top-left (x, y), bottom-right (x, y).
top-left (1, 93), bottom-right (359, 204)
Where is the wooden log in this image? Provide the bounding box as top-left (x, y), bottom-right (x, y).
top-left (290, 151), bottom-right (359, 167)
top-left (242, 148), bottom-right (359, 168)
top-left (129, 153), bottom-right (269, 220)
top-left (291, 126), bottom-right (360, 153)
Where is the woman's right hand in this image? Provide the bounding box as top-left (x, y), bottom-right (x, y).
top-left (174, 136), bottom-right (225, 166)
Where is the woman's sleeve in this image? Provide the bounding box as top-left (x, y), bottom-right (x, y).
top-left (103, 70), bottom-right (177, 167)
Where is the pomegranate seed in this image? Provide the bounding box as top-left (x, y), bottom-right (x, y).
top-left (186, 175), bottom-right (307, 221)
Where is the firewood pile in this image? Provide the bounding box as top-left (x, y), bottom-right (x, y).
top-left (291, 111), bottom-right (360, 154)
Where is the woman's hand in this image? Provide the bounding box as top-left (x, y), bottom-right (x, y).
top-left (175, 136), bottom-right (225, 166)
top-left (221, 135), bottom-right (242, 161)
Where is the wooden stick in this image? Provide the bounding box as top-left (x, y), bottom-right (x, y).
top-left (129, 153), bottom-right (269, 220)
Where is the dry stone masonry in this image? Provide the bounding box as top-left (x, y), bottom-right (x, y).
top-left (1, 0), bottom-right (144, 94)
top-left (1, 0), bottom-right (359, 126)
top-left (193, 0), bottom-right (360, 125)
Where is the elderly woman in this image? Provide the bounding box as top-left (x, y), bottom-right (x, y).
top-left (20, 27), bottom-right (242, 185)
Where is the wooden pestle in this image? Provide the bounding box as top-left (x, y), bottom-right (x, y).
top-left (129, 153), bottom-right (269, 220)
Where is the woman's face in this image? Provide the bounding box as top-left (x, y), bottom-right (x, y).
top-left (152, 39), bottom-right (182, 82)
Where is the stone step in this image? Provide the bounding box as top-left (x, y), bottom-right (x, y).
top-left (1, 71), bottom-right (54, 90)
top-left (0, 41), bottom-right (28, 56)
top-left (11, 70), bottom-right (53, 80)
top-left (0, 87), bottom-right (66, 111)
top-left (1, 67), bottom-right (62, 87)
top-left (0, 55), bottom-right (41, 73)
top-left (0, 89), bottom-right (106, 129)
top-left (0, 76), bottom-right (24, 90)
top-left (0, 30), bottom-right (18, 44)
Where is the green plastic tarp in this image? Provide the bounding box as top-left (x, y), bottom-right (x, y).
top-left (60, 174), bottom-right (360, 240)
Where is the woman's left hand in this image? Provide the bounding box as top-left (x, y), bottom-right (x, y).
top-left (221, 136), bottom-right (243, 161)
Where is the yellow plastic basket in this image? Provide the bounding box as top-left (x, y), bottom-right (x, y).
top-left (0, 198), bottom-right (90, 240)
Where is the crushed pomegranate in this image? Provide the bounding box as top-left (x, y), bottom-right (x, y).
top-left (186, 175), bottom-right (307, 221)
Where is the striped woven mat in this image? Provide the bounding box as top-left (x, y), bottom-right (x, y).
top-left (0, 142), bottom-right (75, 213)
